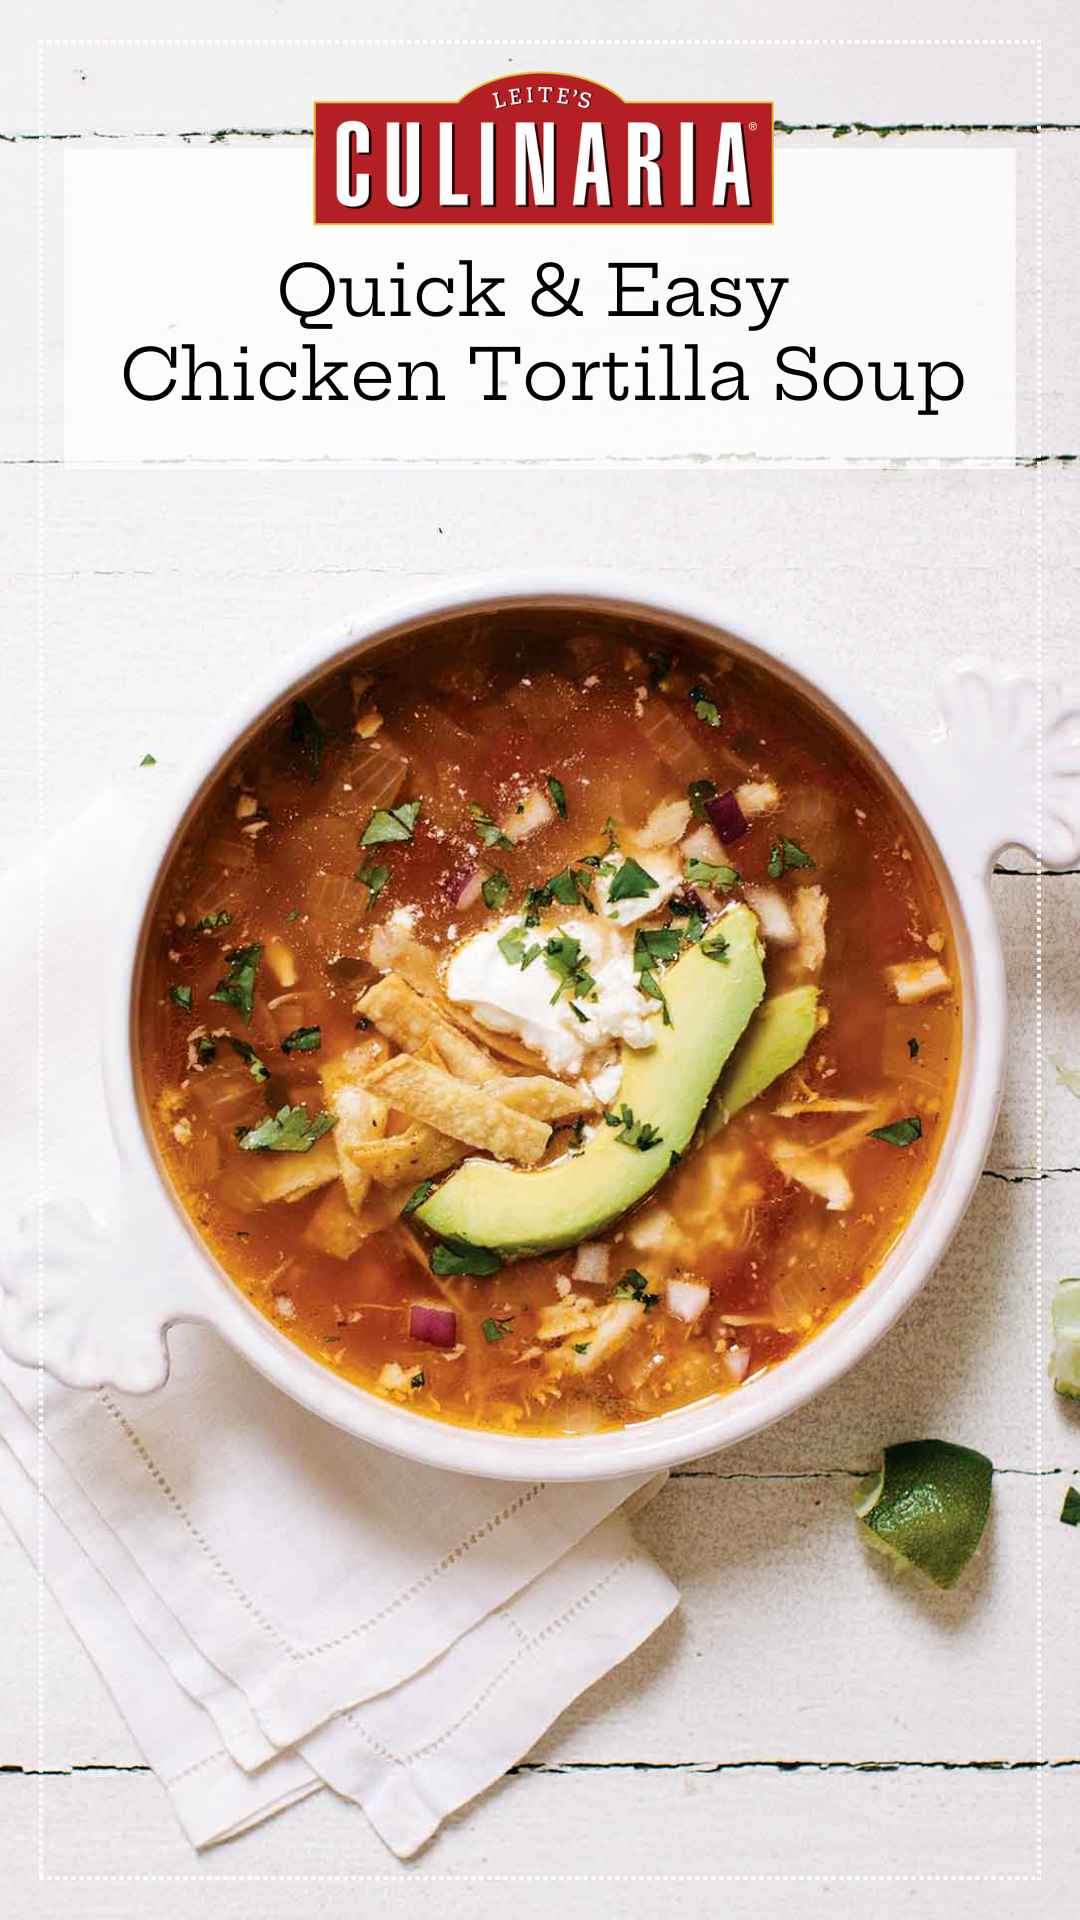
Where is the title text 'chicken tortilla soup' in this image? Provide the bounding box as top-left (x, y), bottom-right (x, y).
top-left (139, 611), bottom-right (960, 1436)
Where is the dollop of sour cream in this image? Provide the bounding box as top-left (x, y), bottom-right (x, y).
top-left (446, 915), bottom-right (660, 1077)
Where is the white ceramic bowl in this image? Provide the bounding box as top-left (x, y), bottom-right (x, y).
top-left (5, 575), bottom-right (1079, 1481)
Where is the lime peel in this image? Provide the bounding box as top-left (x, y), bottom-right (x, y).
top-left (854, 1439), bottom-right (993, 1589)
top-left (1049, 1278), bottom-right (1080, 1399)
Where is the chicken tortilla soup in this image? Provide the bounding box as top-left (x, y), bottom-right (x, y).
top-left (139, 611), bottom-right (960, 1435)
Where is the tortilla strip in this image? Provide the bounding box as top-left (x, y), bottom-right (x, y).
top-left (321, 1049), bottom-right (390, 1214)
top-left (248, 1132), bottom-right (341, 1206)
top-left (367, 925), bottom-right (441, 995)
top-left (358, 974), bottom-right (499, 1086)
top-left (302, 1179), bottom-right (373, 1259)
top-left (481, 1075), bottom-right (596, 1122)
top-left (365, 1055), bottom-right (551, 1165)
top-left (348, 1125), bottom-right (465, 1186)
top-left (434, 998), bottom-right (550, 1071)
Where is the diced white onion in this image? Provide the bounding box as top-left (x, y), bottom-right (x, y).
top-left (573, 1242), bottom-right (611, 1286)
top-left (666, 1277), bottom-right (710, 1324)
top-left (884, 958), bottom-right (951, 1003)
top-left (503, 787), bottom-right (556, 844)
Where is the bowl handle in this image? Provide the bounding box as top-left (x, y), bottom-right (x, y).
top-left (0, 1194), bottom-right (208, 1394)
top-left (926, 660), bottom-right (1080, 876)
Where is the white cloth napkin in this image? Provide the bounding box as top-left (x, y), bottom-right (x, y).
top-left (0, 773), bottom-right (678, 1856)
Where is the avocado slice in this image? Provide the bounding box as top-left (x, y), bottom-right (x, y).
top-left (717, 983), bottom-right (820, 1118)
top-left (414, 903), bottom-right (765, 1257)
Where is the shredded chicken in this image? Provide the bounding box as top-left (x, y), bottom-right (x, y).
top-left (636, 796), bottom-right (693, 848)
top-left (792, 885), bottom-right (828, 973)
top-left (769, 1138), bottom-right (853, 1212)
top-left (742, 883), bottom-right (797, 946)
top-left (735, 779), bottom-right (780, 817)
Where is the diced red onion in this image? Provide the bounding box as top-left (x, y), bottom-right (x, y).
top-left (673, 886), bottom-right (708, 920)
top-left (442, 863), bottom-right (485, 910)
top-left (408, 1301), bottom-right (458, 1348)
top-left (706, 789), bottom-right (749, 845)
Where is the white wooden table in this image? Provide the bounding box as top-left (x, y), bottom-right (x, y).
top-left (2, 10), bottom-right (1078, 1916)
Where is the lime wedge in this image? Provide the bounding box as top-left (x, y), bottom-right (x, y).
top-left (1050, 1278), bottom-right (1080, 1399)
top-left (854, 1439), bottom-right (993, 1589)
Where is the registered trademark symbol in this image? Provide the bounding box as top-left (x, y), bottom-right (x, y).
top-left (749, 120), bottom-right (758, 131)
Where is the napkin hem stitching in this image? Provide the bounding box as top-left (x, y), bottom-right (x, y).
top-left (347, 1547), bottom-right (642, 1770)
top-left (98, 1390), bottom-right (294, 1653)
top-left (97, 1389), bottom-right (549, 1664)
top-left (296, 1484), bottom-right (546, 1661)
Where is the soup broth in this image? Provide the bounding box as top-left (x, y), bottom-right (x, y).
top-left (138, 611), bottom-right (960, 1436)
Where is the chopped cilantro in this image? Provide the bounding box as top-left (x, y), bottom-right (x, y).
top-left (632, 928), bottom-right (680, 1028)
top-left (482, 869), bottom-right (511, 911)
top-left (868, 1115), bottom-right (923, 1148)
top-left (356, 859), bottom-right (390, 907)
top-left (286, 908), bottom-right (300, 923)
top-left (289, 699), bottom-right (325, 779)
top-left (688, 778), bottom-right (717, 819)
top-left (498, 923), bottom-right (541, 968)
top-left (636, 967), bottom-right (671, 1025)
top-left (613, 1268), bottom-right (660, 1309)
top-left (469, 801), bottom-right (513, 849)
top-left (281, 1025), bottom-right (321, 1054)
top-left (908, 1037), bottom-right (920, 1058)
top-left (139, 752), bottom-right (157, 767)
top-left (572, 1342), bottom-right (591, 1355)
top-left (209, 943), bottom-right (262, 1023)
top-left (1061, 1486), bottom-right (1080, 1526)
top-left (225, 1035), bottom-right (270, 1082)
top-left (195, 1034), bottom-right (217, 1065)
top-left (360, 799), bottom-right (422, 847)
top-left (194, 910), bottom-right (232, 932)
top-left (684, 856), bottom-right (740, 889)
top-left (633, 926), bottom-right (682, 970)
top-left (522, 883), bottom-right (549, 926)
top-left (237, 1104), bottom-right (336, 1153)
top-left (700, 931), bottom-right (731, 963)
top-left (543, 932), bottom-right (596, 1008)
top-left (431, 1239), bottom-right (504, 1278)
top-left (553, 865), bottom-right (596, 910)
top-left (605, 1104), bottom-right (663, 1151)
top-left (481, 1315), bottom-right (514, 1343)
top-left (168, 983), bottom-right (193, 1013)
top-left (608, 856), bottom-right (659, 904)
top-left (410, 1371), bottom-right (426, 1389)
top-left (767, 837), bottom-right (815, 878)
top-left (401, 1178), bottom-right (435, 1217)
top-left (668, 897), bottom-right (706, 944)
top-left (690, 684), bottom-right (721, 727)
top-left (546, 774), bottom-right (568, 818)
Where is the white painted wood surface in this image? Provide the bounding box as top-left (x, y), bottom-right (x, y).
top-left (2, 7), bottom-right (1078, 1915)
